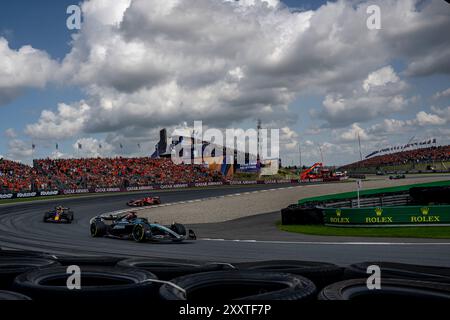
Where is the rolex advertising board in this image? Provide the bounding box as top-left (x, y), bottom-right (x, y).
top-left (324, 206), bottom-right (450, 227)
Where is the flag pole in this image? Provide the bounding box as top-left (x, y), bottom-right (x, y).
top-left (298, 143), bottom-right (302, 170)
top-left (358, 132), bottom-right (363, 162)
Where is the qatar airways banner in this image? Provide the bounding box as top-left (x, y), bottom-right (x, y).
top-left (62, 189), bottom-right (89, 195)
top-left (0, 178), bottom-right (350, 201)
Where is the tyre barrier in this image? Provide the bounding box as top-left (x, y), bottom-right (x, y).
top-left (117, 258), bottom-right (232, 280)
top-left (0, 248), bottom-right (55, 259)
top-left (410, 186), bottom-right (450, 205)
top-left (12, 266), bottom-right (159, 301)
top-left (344, 261), bottom-right (450, 283)
top-left (234, 260), bottom-right (344, 289)
top-left (281, 204), bottom-right (324, 225)
top-left (0, 290), bottom-right (32, 300)
top-left (159, 271), bottom-right (317, 301)
top-left (0, 257), bottom-right (60, 290)
top-left (0, 253), bottom-right (449, 300)
top-left (53, 255), bottom-right (125, 267)
top-left (318, 278), bottom-right (450, 300)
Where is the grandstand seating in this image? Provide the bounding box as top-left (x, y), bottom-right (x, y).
top-left (342, 145), bottom-right (450, 171)
top-left (0, 157), bottom-right (222, 193)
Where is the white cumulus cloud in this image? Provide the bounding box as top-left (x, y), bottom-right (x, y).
top-left (0, 38), bottom-right (57, 106)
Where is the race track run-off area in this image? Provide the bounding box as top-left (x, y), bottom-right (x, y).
top-left (1, 177), bottom-right (450, 267)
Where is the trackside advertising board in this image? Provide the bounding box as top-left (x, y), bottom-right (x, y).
top-left (324, 206), bottom-right (450, 227)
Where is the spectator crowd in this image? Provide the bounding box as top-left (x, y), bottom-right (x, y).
top-left (2, 145), bottom-right (449, 193)
top-left (1, 157), bottom-right (222, 193)
top-left (342, 145), bottom-right (450, 170)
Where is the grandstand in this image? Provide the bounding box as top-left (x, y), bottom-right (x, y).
top-left (341, 145), bottom-right (450, 174)
top-left (0, 157), bottom-right (223, 193)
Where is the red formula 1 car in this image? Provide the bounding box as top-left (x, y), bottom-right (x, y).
top-left (127, 196), bottom-right (161, 207)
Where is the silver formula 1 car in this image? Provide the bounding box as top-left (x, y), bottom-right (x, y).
top-left (89, 212), bottom-right (196, 243)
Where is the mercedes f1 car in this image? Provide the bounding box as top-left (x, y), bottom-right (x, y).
top-left (43, 206), bottom-right (74, 224)
top-left (390, 174), bottom-right (406, 180)
top-left (89, 212), bottom-right (196, 243)
top-left (126, 196), bottom-right (161, 207)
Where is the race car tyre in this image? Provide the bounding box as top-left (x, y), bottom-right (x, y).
top-left (12, 266), bottom-right (159, 301)
top-left (344, 261), bottom-right (450, 283)
top-left (170, 223), bottom-right (186, 236)
top-left (234, 260), bottom-right (344, 289)
top-left (43, 212), bottom-right (52, 222)
top-left (0, 290), bottom-right (32, 300)
top-left (132, 224), bottom-right (147, 242)
top-left (0, 257), bottom-right (60, 290)
top-left (117, 258), bottom-right (233, 281)
top-left (319, 278), bottom-right (450, 300)
top-left (188, 229), bottom-right (197, 240)
top-left (53, 255), bottom-right (125, 267)
top-left (90, 221), bottom-right (107, 237)
top-left (159, 271), bottom-right (316, 301)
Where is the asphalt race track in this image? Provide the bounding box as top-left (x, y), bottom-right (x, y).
top-left (1, 182), bottom-right (450, 267)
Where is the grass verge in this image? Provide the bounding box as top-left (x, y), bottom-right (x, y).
top-left (278, 222), bottom-right (450, 239)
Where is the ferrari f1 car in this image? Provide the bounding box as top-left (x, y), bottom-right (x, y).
top-left (89, 212), bottom-right (196, 243)
top-left (126, 196), bottom-right (161, 207)
top-left (43, 206), bottom-right (74, 224)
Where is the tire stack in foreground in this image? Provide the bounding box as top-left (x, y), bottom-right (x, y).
top-left (1, 249), bottom-right (450, 301)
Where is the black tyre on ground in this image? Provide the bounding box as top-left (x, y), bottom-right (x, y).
top-left (117, 258), bottom-right (233, 281)
top-left (281, 204), bottom-right (324, 225)
top-left (159, 271), bottom-right (316, 301)
top-left (0, 290), bottom-right (32, 300)
top-left (12, 266), bottom-right (158, 301)
top-left (344, 261), bottom-right (450, 283)
top-left (319, 278), bottom-right (450, 300)
top-left (170, 223), bottom-right (186, 236)
top-left (234, 260), bottom-right (344, 289)
top-left (0, 257), bottom-right (60, 290)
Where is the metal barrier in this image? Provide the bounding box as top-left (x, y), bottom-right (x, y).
top-left (322, 194), bottom-right (411, 209)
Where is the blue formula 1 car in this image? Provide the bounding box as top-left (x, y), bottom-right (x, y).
top-left (89, 212), bottom-right (196, 243)
top-left (43, 206), bottom-right (74, 224)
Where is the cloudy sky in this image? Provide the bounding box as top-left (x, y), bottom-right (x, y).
top-left (0, 0), bottom-right (449, 166)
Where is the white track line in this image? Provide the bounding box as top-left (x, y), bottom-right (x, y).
top-left (199, 238), bottom-right (450, 246)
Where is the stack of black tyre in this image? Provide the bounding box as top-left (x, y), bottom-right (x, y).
top-left (410, 186), bottom-right (450, 205)
top-left (1, 248), bottom-right (450, 301)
